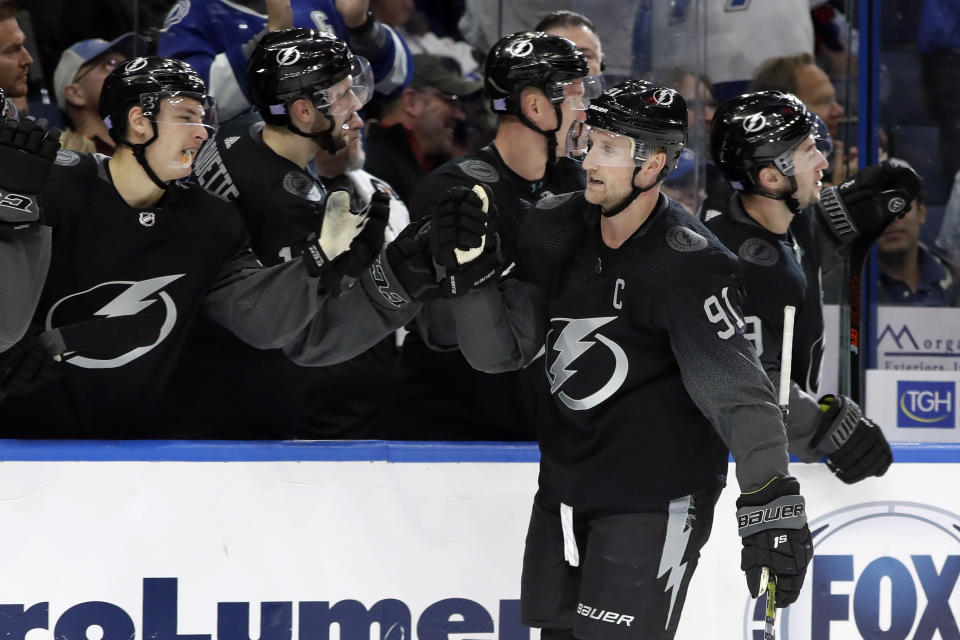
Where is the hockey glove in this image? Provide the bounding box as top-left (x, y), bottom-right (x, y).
top-left (810, 394), bottom-right (893, 484)
top-left (431, 184), bottom-right (503, 298)
top-left (384, 217), bottom-right (443, 302)
top-left (737, 476), bottom-right (813, 607)
top-left (819, 160), bottom-right (922, 243)
top-left (0, 116), bottom-right (61, 237)
top-left (303, 188), bottom-right (389, 294)
top-left (0, 324), bottom-right (63, 396)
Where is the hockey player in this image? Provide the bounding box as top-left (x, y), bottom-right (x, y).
top-left (0, 89), bottom-right (58, 354)
top-left (703, 90), bottom-right (919, 483)
top-left (171, 29), bottom-right (406, 435)
top-left (0, 57), bottom-right (434, 436)
top-left (394, 31), bottom-right (592, 440)
top-left (157, 0), bottom-right (411, 122)
top-left (442, 81), bottom-right (813, 638)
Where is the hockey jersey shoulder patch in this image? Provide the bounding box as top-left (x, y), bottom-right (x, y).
top-left (738, 237), bottom-right (779, 266)
top-left (54, 149), bottom-right (82, 167)
top-left (282, 171), bottom-right (323, 202)
top-left (665, 225), bottom-right (709, 253)
top-left (457, 159), bottom-right (500, 183)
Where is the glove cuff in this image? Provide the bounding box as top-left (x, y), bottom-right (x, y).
top-left (812, 394), bottom-right (862, 454)
top-left (819, 186), bottom-right (859, 242)
top-left (737, 493), bottom-right (807, 537)
top-left (363, 246), bottom-right (414, 309)
top-left (300, 240), bottom-right (333, 278)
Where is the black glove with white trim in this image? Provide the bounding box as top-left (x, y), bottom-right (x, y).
top-left (430, 184), bottom-right (503, 298)
top-left (0, 116), bottom-right (61, 237)
top-left (810, 394), bottom-right (893, 484)
top-left (819, 160), bottom-right (921, 243)
top-left (737, 476), bottom-right (813, 607)
top-left (383, 217), bottom-right (443, 302)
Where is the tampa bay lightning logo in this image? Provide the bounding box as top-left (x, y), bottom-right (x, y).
top-left (45, 275), bottom-right (184, 369)
top-left (124, 57), bottom-right (149, 74)
top-left (653, 89), bottom-right (676, 106)
top-left (161, 0), bottom-right (190, 32)
top-left (742, 112), bottom-right (767, 133)
top-left (666, 226), bottom-right (708, 252)
top-left (506, 38), bottom-right (534, 57)
top-left (276, 47), bottom-right (301, 66)
top-left (738, 238), bottom-right (779, 266)
top-left (546, 316), bottom-right (628, 411)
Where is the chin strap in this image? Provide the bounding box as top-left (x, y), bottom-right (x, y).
top-left (120, 122), bottom-right (171, 191)
top-left (286, 113), bottom-right (345, 155)
top-left (601, 166), bottom-right (661, 218)
top-left (751, 174), bottom-right (802, 214)
top-left (516, 102), bottom-right (563, 168)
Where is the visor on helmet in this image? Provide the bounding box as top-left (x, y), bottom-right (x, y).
top-left (566, 120), bottom-right (650, 168)
top-left (313, 56), bottom-right (373, 116)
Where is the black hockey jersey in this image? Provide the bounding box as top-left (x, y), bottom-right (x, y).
top-left (0, 152), bottom-right (416, 436)
top-left (452, 192), bottom-right (790, 509)
top-left (395, 146), bottom-right (584, 440)
top-left (701, 192), bottom-right (830, 461)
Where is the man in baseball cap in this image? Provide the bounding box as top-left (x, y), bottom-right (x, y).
top-left (53, 33), bottom-right (145, 154)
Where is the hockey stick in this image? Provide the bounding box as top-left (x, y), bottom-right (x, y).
top-left (837, 188), bottom-right (911, 404)
top-left (761, 305), bottom-right (796, 640)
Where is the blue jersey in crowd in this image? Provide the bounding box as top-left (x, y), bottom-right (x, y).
top-left (158, 0), bottom-right (412, 120)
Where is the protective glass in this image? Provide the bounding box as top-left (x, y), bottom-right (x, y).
top-left (318, 56), bottom-right (374, 116)
top-left (566, 120), bottom-right (645, 167)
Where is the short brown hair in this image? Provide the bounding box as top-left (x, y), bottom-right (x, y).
top-left (0, 1), bottom-right (17, 21)
top-left (534, 10), bottom-right (597, 35)
top-left (750, 52), bottom-right (815, 94)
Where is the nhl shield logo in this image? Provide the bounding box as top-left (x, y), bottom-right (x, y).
top-left (276, 47), bottom-right (301, 66)
top-left (139, 211), bottom-right (156, 227)
top-left (742, 112), bottom-right (767, 133)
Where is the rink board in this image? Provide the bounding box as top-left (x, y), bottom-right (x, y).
top-left (0, 441), bottom-right (958, 640)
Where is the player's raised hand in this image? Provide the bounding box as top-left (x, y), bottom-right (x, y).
top-left (266, 0), bottom-right (293, 31)
top-left (0, 116), bottom-right (61, 235)
top-left (736, 476), bottom-right (813, 607)
top-left (336, 0), bottom-right (370, 29)
top-left (429, 184), bottom-right (502, 297)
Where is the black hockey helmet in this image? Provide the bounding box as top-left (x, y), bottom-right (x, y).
top-left (247, 28), bottom-right (372, 131)
top-left (100, 56), bottom-right (212, 142)
top-left (484, 31), bottom-right (588, 115)
top-left (710, 90), bottom-right (830, 190)
top-left (569, 80), bottom-right (688, 173)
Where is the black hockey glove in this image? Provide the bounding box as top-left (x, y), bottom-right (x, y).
top-left (737, 476), bottom-right (813, 607)
top-left (431, 184), bottom-right (503, 298)
top-left (819, 161), bottom-right (922, 244)
top-left (0, 324), bottom-right (63, 397)
top-left (810, 394), bottom-right (893, 484)
top-left (0, 116), bottom-right (61, 237)
top-left (384, 217), bottom-right (443, 302)
top-left (302, 188), bottom-right (389, 294)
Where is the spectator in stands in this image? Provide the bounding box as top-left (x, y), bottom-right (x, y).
top-left (53, 34), bottom-right (142, 155)
top-left (937, 169), bottom-right (960, 265)
top-left (0, 0), bottom-right (33, 119)
top-left (878, 178), bottom-right (960, 307)
top-left (364, 52), bottom-right (480, 203)
top-left (752, 52), bottom-right (854, 184)
top-left (157, 0), bottom-right (413, 123)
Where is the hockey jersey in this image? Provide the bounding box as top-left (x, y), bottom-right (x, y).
top-left (0, 151), bottom-right (416, 436)
top-left (158, 0), bottom-right (412, 122)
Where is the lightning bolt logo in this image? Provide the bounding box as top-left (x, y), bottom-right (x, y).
top-left (94, 275), bottom-right (183, 317)
top-left (547, 317), bottom-right (628, 411)
top-left (657, 495), bottom-right (694, 630)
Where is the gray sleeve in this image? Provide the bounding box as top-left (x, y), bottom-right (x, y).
top-left (449, 278), bottom-right (545, 373)
top-left (413, 300), bottom-right (460, 352)
top-left (664, 286), bottom-right (790, 494)
top-left (202, 247), bottom-right (419, 366)
top-left (766, 367), bottom-right (827, 463)
top-left (0, 227), bottom-right (51, 352)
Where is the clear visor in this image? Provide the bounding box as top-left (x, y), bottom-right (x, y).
top-left (318, 56), bottom-right (374, 116)
top-left (774, 133), bottom-right (828, 177)
top-left (152, 94), bottom-right (218, 171)
top-left (554, 75), bottom-right (605, 111)
top-left (566, 120), bottom-right (645, 168)
top-left (812, 113), bottom-right (833, 156)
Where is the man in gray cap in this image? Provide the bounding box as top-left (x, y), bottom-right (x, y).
top-left (364, 53), bottom-right (481, 203)
top-left (53, 33), bottom-right (143, 154)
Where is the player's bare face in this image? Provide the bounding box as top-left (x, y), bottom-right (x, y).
top-left (581, 130), bottom-right (636, 209)
top-left (791, 135), bottom-right (828, 208)
top-left (150, 97), bottom-right (211, 180)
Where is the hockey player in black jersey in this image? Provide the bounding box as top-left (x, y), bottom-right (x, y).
top-left (393, 31), bottom-right (592, 440)
top-left (443, 81), bottom-right (813, 639)
top-left (0, 56), bottom-right (432, 436)
top-left (168, 28), bottom-right (404, 435)
top-left (703, 90), bottom-right (920, 483)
